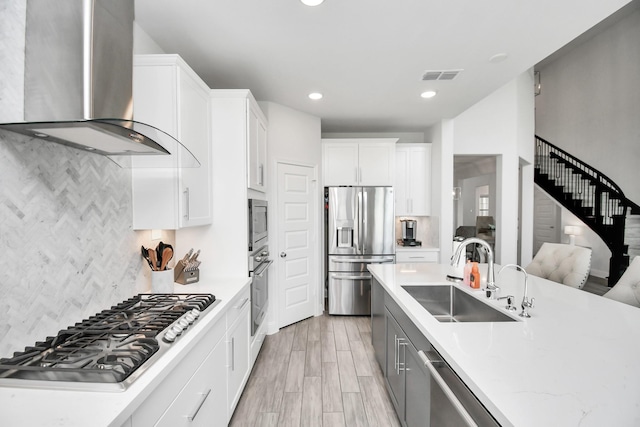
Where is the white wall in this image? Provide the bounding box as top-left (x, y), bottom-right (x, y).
top-left (535, 5), bottom-right (640, 276)
top-left (535, 4), bottom-right (640, 204)
top-left (449, 71), bottom-right (535, 266)
top-left (133, 22), bottom-right (165, 54)
top-left (432, 120), bottom-right (455, 263)
top-left (259, 102), bottom-right (322, 333)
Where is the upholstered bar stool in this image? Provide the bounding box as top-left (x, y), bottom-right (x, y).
top-left (603, 256), bottom-right (640, 307)
top-left (525, 243), bottom-right (592, 289)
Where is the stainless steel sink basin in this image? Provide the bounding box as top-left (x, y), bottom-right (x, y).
top-left (402, 285), bottom-right (517, 322)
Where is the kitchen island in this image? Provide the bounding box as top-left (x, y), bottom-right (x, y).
top-left (0, 276), bottom-right (251, 427)
top-left (369, 262), bottom-right (640, 426)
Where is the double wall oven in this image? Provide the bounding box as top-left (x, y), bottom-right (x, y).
top-left (248, 199), bottom-right (271, 336)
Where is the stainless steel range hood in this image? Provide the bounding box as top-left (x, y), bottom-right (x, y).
top-left (0, 0), bottom-right (198, 168)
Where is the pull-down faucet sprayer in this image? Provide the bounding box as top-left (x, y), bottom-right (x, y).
top-left (447, 238), bottom-right (498, 299)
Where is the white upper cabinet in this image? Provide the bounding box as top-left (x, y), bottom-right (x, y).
top-left (322, 138), bottom-right (397, 186)
top-left (131, 54), bottom-right (212, 230)
top-left (247, 101), bottom-right (268, 192)
top-left (395, 143), bottom-right (431, 216)
top-left (210, 90), bottom-right (268, 194)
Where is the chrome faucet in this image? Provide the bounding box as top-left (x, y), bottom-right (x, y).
top-left (498, 264), bottom-right (535, 318)
top-left (448, 238), bottom-right (498, 299)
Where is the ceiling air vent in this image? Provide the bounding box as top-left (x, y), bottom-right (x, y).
top-left (421, 69), bottom-right (463, 81)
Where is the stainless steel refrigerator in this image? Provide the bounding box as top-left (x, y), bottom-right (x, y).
top-left (325, 186), bottom-right (395, 315)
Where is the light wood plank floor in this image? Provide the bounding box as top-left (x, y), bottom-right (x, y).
top-left (230, 314), bottom-right (400, 427)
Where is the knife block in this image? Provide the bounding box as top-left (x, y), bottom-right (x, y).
top-left (174, 261), bottom-right (200, 285)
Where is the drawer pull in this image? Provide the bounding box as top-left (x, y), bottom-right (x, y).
top-left (187, 388), bottom-right (211, 422)
top-left (234, 297), bottom-right (250, 310)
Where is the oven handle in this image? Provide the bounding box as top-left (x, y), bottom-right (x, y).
top-left (418, 350), bottom-right (478, 427)
top-left (254, 259), bottom-right (273, 277)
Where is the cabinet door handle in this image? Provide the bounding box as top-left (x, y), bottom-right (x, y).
top-left (187, 389), bottom-right (212, 421)
top-left (184, 187), bottom-right (190, 220)
top-left (231, 337), bottom-right (235, 371)
top-left (355, 167), bottom-right (358, 183)
top-left (234, 297), bottom-right (250, 310)
top-left (394, 335), bottom-right (399, 375)
top-left (398, 338), bottom-right (407, 372)
top-left (259, 164), bottom-right (264, 186)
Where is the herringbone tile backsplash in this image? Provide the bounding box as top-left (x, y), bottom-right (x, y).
top-left (0, 130), bottom-right (151, 357)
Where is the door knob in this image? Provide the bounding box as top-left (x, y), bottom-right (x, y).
top-left (280, 252), bottom-right (287, 258)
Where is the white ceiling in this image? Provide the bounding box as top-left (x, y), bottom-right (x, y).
top-left (134, 0), bottom-right (630, 133)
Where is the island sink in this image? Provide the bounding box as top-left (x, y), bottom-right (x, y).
top-left (402, 285), bottom-right (517, 323)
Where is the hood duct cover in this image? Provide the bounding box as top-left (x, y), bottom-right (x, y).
top-left (0, 0), bottom-right (198, 168)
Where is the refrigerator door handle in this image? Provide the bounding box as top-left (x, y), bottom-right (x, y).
top-left (332, 257), bottom-right (395, 264)
top-left (360, 189), bottom-right (367, 253)
top-left (330, 273), bottom-right (372, 280)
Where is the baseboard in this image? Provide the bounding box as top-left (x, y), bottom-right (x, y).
top-left (590, 268), bottom-right (608, 279)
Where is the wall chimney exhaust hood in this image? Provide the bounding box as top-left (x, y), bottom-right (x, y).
top-left (0, 0), bottom-right (199, 168)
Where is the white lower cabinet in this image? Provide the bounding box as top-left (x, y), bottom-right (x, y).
top-left (396, 250), bottom-right (439, 263)
top-left (155, 337), bottom-right (227, 427)
top-left (227, 299), bottom-right (250, 416)
top-left (250, 310), bottom-right (268, 367)
top-left (132, 316), bottom-right (227, 426)
top-left (131, 287), bottom-right (253, 427)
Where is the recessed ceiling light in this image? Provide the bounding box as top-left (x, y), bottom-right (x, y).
top-left (420, 90), bottom-right (437, 99)
top-left (308, 92), bottom-right (323, 100)
top-left (489, 53), bottom-right (509, 63)
top-left (301, 0), bottom-right (324, 6)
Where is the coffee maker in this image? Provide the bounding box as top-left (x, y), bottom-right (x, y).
top-left (401, 219), bottom-right (421, 246)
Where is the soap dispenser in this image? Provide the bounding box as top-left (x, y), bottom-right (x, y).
top-left (470, 263), bottom-right (481, 289)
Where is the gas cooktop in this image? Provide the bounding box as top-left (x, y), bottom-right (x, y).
top-left (0, 293), bottom-right (218, 391)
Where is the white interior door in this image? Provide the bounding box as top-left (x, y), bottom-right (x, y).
top-left (533, 188), bottom-right (560, 254)
top-left (277, 163), bottom-right (316, 328)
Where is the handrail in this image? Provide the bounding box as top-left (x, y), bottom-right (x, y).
top-left (535, 135), bottom-right (629, 221)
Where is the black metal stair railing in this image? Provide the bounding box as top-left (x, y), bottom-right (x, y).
top-left (534, 135), bottom-right (634, 284)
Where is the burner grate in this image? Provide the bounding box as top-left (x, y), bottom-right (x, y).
top-left (0, 293), bottom-right (215, 385)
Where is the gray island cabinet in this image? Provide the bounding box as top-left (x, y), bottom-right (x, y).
top-left (368, 262), bottom-right (640, 427)
top-left (372, 276), bottom-right (500, 427)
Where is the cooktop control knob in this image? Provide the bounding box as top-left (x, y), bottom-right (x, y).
top-left (191, 308), bottom-right (201, 318)
top-left (178, 318), bottom-right (189, 329)
top-left (164, 329), bottom-right (178, 343)
top-left (185, 312), bottom-right (196, 323)
top-left (172, 324), bottom-right (184, 335)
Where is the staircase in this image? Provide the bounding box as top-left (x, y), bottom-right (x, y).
top-left (534, 136), bottom-right (640, 285)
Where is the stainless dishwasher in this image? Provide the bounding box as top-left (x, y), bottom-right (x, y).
top-left (416, 348), bottom-right (500, 426)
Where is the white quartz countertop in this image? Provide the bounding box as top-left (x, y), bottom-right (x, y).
top-left (0, 276), bottom-right (251, 427)
top-left (368, 263), bottom-right (640, 427)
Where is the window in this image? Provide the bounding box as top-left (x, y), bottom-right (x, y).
top-left (478, 195), bottom-right (489, 216)
top-left (476, 185), bottom-right (490, 216)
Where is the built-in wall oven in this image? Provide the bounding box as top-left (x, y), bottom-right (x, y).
top-left (248, 199), bottom-right (268, 252)
top-left (248, 199), bottom-right (271, 336)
